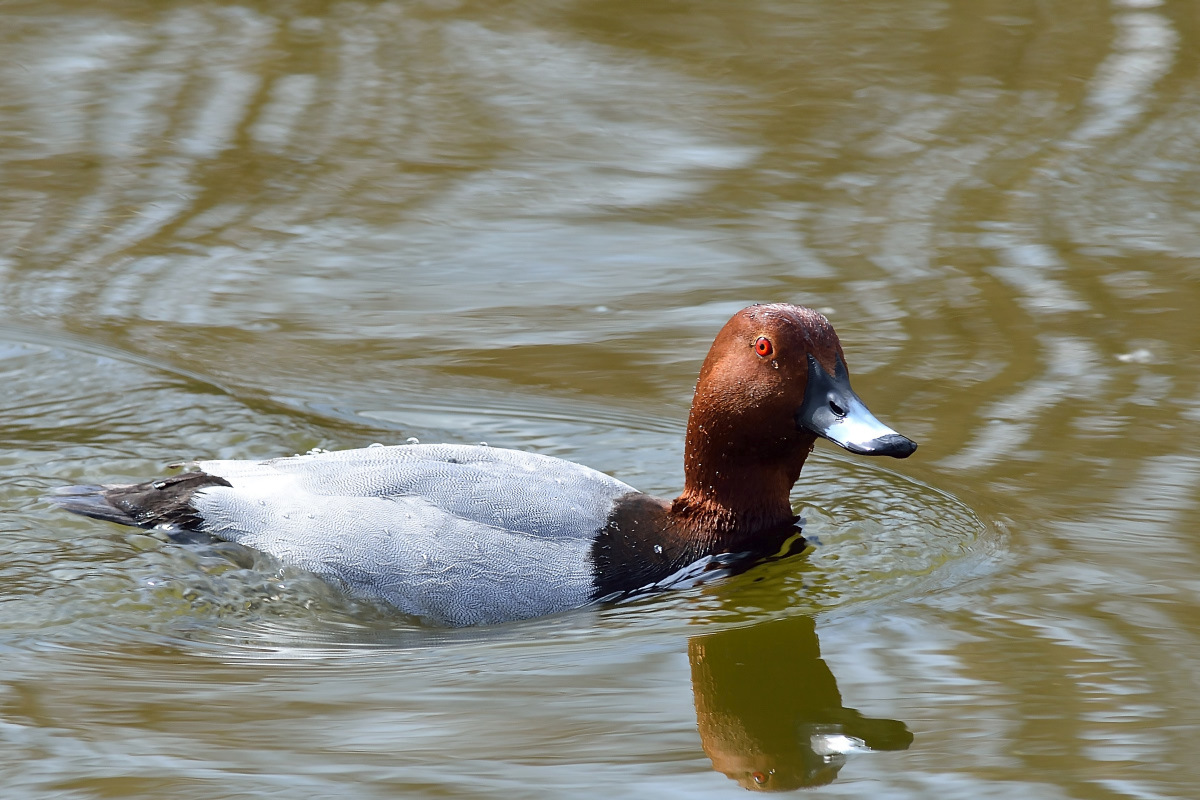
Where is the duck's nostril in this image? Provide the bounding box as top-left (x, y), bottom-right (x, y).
top-left (829, 399), bottom-right (846, 417)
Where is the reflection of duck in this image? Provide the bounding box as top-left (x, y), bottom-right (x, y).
top-left (690, 615), bottom-right (912, 790)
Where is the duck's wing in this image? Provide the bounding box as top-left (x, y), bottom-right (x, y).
top-left (188, 444), bottom-right (639, 624)
top-left (195, 443), bottom-right (636, 539)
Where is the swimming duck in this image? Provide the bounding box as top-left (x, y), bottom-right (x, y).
top-left (53, 304), bottom-right (916, 625)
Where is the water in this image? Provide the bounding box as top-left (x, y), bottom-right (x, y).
top-left (3, 0), bottom-right (1199, 796)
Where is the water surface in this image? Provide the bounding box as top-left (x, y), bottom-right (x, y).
top-left (2, 0), bottom-right (1199, 796)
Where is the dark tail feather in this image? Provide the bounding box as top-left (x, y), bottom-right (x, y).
top-left (49, 484), bottom-right (141, 526)
top-left (49, 472), bottom-right (232, 530)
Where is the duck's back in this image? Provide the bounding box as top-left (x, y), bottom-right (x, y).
top-left (184, 445), bottom-right (637, 625)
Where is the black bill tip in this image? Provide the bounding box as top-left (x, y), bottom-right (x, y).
top-left (844, 433), bottom-right (918, 459)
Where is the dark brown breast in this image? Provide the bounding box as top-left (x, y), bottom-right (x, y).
top-left (590, 492), bottom-right (805, 600)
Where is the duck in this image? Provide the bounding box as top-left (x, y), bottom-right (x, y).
top-left (53, 304), bottom-right (916, 626)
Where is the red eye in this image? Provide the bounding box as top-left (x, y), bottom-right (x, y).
top-left (754, 336), bottom-right (773, 357)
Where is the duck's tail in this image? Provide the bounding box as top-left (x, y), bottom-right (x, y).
top-left (49, 472), bottom-right (231, 530)
top-left (50, 484), bottom-right (140, 525)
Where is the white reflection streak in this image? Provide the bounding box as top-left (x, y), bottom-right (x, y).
top-left (439, 22), bottom-right (758, 215)
top-left (983, 232), bottom-right (1088, 314)
top-left (939, 335), bottom-right (1106, 470)
top-left (1070, 454), bottom-right (1200, 556)
top-left (251, 74), bottom-right (319, 150)
top-left (1073, 1), bottom-right (1178, 143)
top-left (985, 1), bottom-right (1177, 317)
top-left (78, 9), bottom-right (275, 274)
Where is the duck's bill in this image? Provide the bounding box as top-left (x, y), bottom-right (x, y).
top-left (796, 354), bottom-right (918, 459)
top-left (815, 395), bottom-right (918, 457)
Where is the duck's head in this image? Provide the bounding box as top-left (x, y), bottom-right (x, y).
top-left (677, 304), bottom-right (916, 528)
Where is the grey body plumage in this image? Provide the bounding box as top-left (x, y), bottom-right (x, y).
top-left (60, 444), bottom-right (637, 626)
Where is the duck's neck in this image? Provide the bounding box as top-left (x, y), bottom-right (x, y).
top-left (669, 426), bottom-right (817, 552)
top-left (589, 430), bottom-right (814, 601)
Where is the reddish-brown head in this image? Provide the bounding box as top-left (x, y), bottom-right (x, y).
top-left (674, 304), bottom-right (915, 535)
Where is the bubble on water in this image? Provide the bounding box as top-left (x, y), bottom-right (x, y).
top-left (406, 437), bottom-right (420, 445)
top-left (1116, 348), bottom-right (1154, 364)
top-left (479, 441), bottom-right (488, 447)
top-left (368, 442), bottom-right (384, 448)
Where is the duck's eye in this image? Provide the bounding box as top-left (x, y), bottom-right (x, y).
top-left (751, 772), bottom-right (768, 785)
top-left (829, 399), bottom-right (846, 417)
top-left (754, 336), bottom-right (773, 357)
